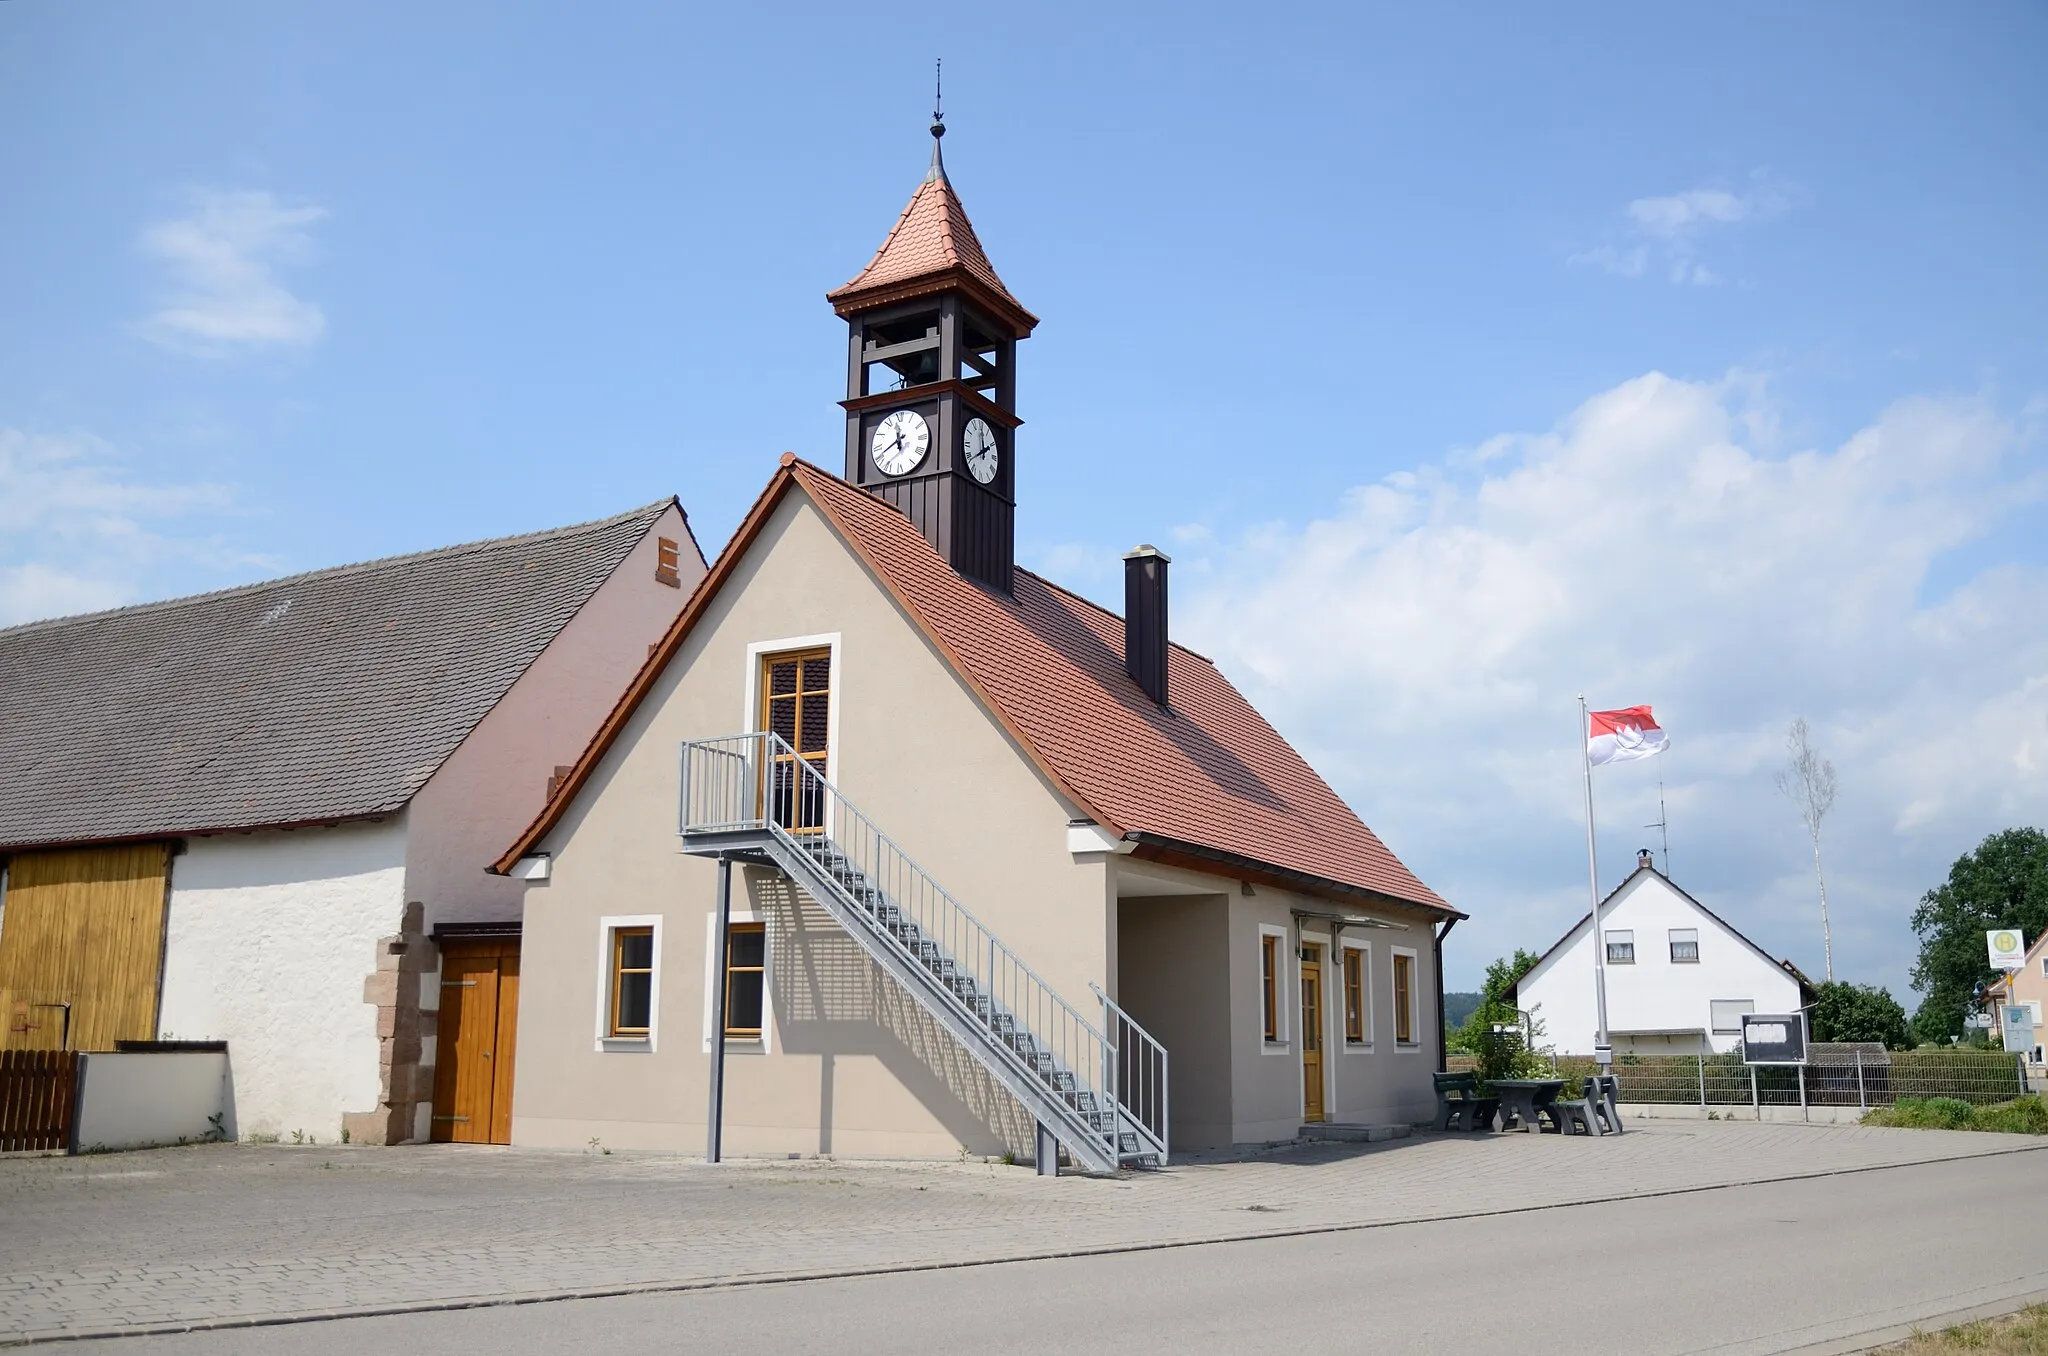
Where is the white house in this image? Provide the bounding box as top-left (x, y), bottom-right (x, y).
top-left (0, 501), bottom-right (704, 1144)
top-left (1511, 854), bottom-right (1813, 1056)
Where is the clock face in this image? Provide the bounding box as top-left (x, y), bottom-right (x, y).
top-left (963, 418), bottom-right (999, 485)
top-left (870, 409), bottom-right (930, 477)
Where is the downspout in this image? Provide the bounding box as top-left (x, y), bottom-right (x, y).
top-left (1434, 916), bottom-right (1459, 1074)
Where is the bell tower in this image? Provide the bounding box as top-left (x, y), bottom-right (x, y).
top-left (827, 93), bottom-right (1037, 594)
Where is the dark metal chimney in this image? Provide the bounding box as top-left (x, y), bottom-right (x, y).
top-left (1122, 545), bottom-right (1170, 707)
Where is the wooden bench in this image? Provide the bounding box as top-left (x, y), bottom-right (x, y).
top-left (1433, 1071), bottom-right (1499, 1132)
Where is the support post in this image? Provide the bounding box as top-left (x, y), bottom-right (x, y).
top-left (1798, 1064), bottom-right (1808, 1122)
top-left (1579, 696), bottom-right (1611, 1071)
top-left (706, 854), bottom-right (733, 1164)
top-left (1697, 1053), bottom-right (1706, 1109)
top-left (1036, 1121), bottom-right (1058, 1177)
top-left (1856, 1049), bottom-right (1867, 1110)
top-left (1750, 1064), bottom-right (1760, 1120)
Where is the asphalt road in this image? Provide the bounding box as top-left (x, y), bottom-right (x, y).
top-left (90, 1149), bottom-right (2048, 1356)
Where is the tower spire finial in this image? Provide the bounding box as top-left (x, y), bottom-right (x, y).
top-left (927, 57), bottom-right (947, 183)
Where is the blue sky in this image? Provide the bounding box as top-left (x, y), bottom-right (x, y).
top-left (4, 3), bottom-right (2044, 1008)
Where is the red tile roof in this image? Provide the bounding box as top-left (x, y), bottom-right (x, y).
top-left (826, 162), bottom-right (1036, 332)
top-left (497, 459), bottom-right (1451, 917)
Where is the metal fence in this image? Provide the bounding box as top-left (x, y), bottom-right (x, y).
top-left (1447, 1045), bottom-right (2029, 1112)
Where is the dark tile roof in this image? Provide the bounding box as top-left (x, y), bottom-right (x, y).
top-left (0, 501), bottom-right (675, 851)
top-left (501, 459), bottom-right (1450, 916)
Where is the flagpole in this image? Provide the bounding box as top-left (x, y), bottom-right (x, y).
top-left (1581, 694), bottom-right (1612, 1070)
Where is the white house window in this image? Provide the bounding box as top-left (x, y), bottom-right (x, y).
top-left (1391, 947), bottom-right (1420, 1049)
top-left (1711, 999), bottom-right (1754, 1034)
top-left (1669, 929), bottom-right (1700, 963)
top-left (1605, 930), bottom-right (1635, 964)
top-left (594, 915), bottom-right (662, 1051)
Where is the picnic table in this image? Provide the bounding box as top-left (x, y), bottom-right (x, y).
top-left (1491, 1077), bottom-right (1566, 1133)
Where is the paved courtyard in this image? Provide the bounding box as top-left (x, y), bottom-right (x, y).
top-left (1, 1120), bottom-right (2043, 1346)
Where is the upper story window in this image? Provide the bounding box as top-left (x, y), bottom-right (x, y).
top-left (1711, 998), bottom-right (1754, 1034)
top-left (761, 649), bottom-right (831, 833)
top-left (1669, 928), bottom-right (1700, 963)
top-left (1605, 930), bottom-right (1635, 965)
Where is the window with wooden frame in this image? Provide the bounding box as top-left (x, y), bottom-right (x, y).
top-left (1260, 933), bottom-right (1280, 1042)
top-left (760, 649), bottom-right (831, 832)
top-left (1392, 951), bottom-right (1415, 1045)
top-left (723, 923), bottom-right (767, 1039)
top-left (609, 927), bottom-right (654, 1038)
top-left (1343, 946), bottom-right (1369, 1044)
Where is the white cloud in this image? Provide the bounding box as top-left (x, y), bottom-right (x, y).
top-left (0, 428), bottom-right (267, 626)
top-left (136, 189), bottom-right (328, 355)
top-left (1178, 373), bottom-right (2048, 1007)
top-left (1574, 174), bottom-right (1790, 286)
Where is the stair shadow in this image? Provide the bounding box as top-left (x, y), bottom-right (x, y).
top-left (755, 873), bottom-right (1037, 1160)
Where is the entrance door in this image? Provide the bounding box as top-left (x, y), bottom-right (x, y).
top-left (431, 939), bottom-right (520, 1144)
top-left (1300, 943), bottom-right (1325, 1123)
top-left (760, 648), bottom-right (832, 833)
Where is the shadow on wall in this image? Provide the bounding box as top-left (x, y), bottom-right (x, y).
top-left (751, 872), bottom-right (1036, 1160)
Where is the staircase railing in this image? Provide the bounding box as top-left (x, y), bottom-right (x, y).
top-left (1094, 983), bottom-right (1169, 1163)
top-left (679, 732), bottom-right (1166, 1169)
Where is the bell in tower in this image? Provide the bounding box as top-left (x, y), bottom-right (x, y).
top-left (827, 94), bottom-right (1037, 594)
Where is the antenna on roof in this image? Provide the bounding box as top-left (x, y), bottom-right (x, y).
top-left (1645, 781), bottom-right (1671, 877)
top-left (926, 57), bottom-right (947, 183)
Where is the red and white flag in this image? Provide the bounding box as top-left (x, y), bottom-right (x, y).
top-left (1587, 706), bottom-right (1668, 766)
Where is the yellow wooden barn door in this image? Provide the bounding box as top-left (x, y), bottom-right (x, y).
top-left (431, 940), bottom-right (520, 1144)
top-left (0, 844), bottom-right (170, 1052)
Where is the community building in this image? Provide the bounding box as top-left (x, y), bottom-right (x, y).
top-left (1511, 853), bottom-right (1812, 1056)
top-left (493, 125), bottom-right (1460, 1169)
top-left (0, 501), bottom-right (703, 1143)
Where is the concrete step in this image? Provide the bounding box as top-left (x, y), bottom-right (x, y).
top-left (1297, 1122), bottom-right (1412, 1144)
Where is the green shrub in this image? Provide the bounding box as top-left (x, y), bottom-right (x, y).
top-left (1975, 1096), bottom-right (2048, 1135)
top-left (1864, 1094), bottom-right (2048, 1134)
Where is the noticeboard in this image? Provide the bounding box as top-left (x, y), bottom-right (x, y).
top-left (1741, 1012), bottom-right (1809, 1065)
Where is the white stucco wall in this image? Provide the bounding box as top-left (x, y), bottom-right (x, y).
top-left (157, 818), bottom-right (408, 1140)
top-left (1518, 871), bottom-right (1804, 1055)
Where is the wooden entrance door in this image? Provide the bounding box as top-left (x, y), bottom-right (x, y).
top-left (431, 939), bottom-right (520, 1144)
top-left (1300, 943), bottom-right (1325, 1123)
top-left (760, 648), bottom-right (831, 833)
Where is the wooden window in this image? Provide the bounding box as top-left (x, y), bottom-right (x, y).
top-left (1343, 947), bottom-right (1367, 1044)
top-left (655, 537), bottom-right (681, 588)
top-left (1260, 934), bottom-right (1280, 1042)
top-left (1668, 928), bottom-right (1699, 963)
top-left (1605, 930), bottom-right (1635, 964)
top-left (1393, 952), bottom-right (1415, 1045)
top-left (760, 648), bottom-right (831, 832)
top-left (609, 928), bottom-right (654, 1038)
top-left (724, 923), bottom-right (766, 1038)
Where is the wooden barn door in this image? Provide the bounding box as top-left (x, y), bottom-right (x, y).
top-left (0, 844), bottom-right (170, 1052)
top-left (431, 939), bottom-right (520, 1144)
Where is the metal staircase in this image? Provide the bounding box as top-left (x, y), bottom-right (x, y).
top-left (679, 732), bottom-right (1167, 1174)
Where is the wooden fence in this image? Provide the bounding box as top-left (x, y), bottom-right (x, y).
top-left (0, 1049), bottom-right (80, 1152)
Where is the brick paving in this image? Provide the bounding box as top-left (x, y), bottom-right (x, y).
top-left (1, 1121), bottom-right (2042, 1345)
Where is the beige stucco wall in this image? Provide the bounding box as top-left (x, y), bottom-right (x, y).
top-left (405, 503), bottom-right (699, 929)
top-left (510, 491), bottom-right (1109, 1157)
top-left (1113, 857), bottom-right (1442, 1145)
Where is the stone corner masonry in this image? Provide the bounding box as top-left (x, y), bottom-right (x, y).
top-left (343, 900), bottom-right (439, 1146)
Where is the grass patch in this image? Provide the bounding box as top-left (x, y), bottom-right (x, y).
top-left (1883, 1303), bottom-right (2048, 1353)
top-left (1862, 1095), bottom-right (2048, 1134)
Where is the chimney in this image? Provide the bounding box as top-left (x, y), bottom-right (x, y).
top-left (1638, 849), bottom-right (1654, 871)
top-left (1122, 545), bottom-right (1171, 707)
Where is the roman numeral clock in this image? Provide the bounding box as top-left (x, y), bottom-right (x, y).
top-left (827, 112), bottom-right (1038, 594)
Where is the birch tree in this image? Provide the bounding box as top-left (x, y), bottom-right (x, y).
top-left (1775, 717), bottom-right (1839, 981)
